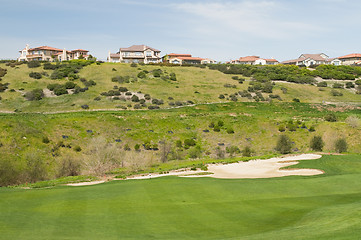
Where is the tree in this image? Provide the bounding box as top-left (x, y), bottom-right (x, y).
top-left (275, 135), bottom-right (293, 154)
top-left (310, 136), bottom-right (324, 151)
top-left (335, 138), bottom-right (347, 153)
top-left (160, 140), bottom-right (172, 163)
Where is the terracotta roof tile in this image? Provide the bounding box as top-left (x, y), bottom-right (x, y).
top-left (338, 53), bottom-right (361, 59)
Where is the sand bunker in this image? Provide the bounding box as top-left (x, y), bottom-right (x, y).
top-left (67, 180), bottom-right (105, 186)
top-left (68, 154), bottom-right (324, 186)
top-left (201, 154), bottom-right (323, 179)
top-left (128, 154), bottom-right (323, 180)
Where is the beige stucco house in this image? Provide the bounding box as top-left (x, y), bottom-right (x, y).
top-left (282, 53), bottom-right (330, 66)
top-left (230, 56), bottom-right (279, 65)
top-left (107, 45), bottom-right (161, 64)
top-left (163, 53), bottom-right (216, 65)
top-left (337, 53), bottom-right (361, 65)
top-left (18, 44), bottom-right (89, 62)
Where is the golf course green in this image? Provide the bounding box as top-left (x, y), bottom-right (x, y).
top-left (1, 154), bottom-right (360, 239)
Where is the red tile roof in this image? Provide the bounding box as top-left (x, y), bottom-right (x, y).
top-left (28, 46), bottom-right (63, 52)
top-left (71, 49), bottom-right (89, 52)
top-left (238, 56), bottom-right (260, 62)
top-left (265, 59), bottom-right (279, 62)
top-left (338, 53), bottom-right (361, 59)
top-left (178, 57), bottom-right (204, 61)
top-left (168, 53), bottom-right (192, 57)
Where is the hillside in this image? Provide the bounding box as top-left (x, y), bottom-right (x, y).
top-left (0, 61), bottom-right (360, 186)
top-left (0, 62), bottom-right (360, 113)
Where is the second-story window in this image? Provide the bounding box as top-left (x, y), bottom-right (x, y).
top-left (146, 51), bottom-right (152, 57)
top-left (135, 52), bottom-right (142, 56)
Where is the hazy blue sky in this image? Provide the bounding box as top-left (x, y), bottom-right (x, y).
top-left (1, 0), bottom-right (360, 61)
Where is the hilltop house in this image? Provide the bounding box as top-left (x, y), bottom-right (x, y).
top-left (107, 45), bottom-right (161, 64)
top-left (282, 53), bottom-right (330, 66)
top-left (230, 56), bottom-right (279, 65)
top-left (18, 44), bottom-right (89, 62)
top-left (163, 53), bottom-right (216, 65)
top-left (336, 53), bottom-right (361, 65)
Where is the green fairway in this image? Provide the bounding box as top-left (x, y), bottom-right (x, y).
top-left (1, 154), bottom-right (360, 239)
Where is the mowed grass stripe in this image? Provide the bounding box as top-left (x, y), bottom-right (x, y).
top-left (0, 155), bottom-right (361, 239)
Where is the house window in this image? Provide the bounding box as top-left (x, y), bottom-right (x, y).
top-left (146, 51), bottom-right (152, 57)
top-left (135, 52), bottom-right (142, 56)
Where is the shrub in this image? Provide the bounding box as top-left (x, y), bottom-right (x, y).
top-left (217, 120), bottom-right (224, 127)
top-left (137, 71), bottom-right (146, 78)
top-left (224, 84), bottom-right (237, 88)
top-left (131, 95), bottom-right (140, 102)
top-left (184, 138), bottom-right (196, 148)
top-left (345, 116), bottom-right (360, 128)
top-left (226, 145), bottom-right (240, 156)
top-left (226, 127), bottom-right (234, 134)
top-left (309, 126), bottom-right (316, 132)
top-left (81, 104), bottom-right (89, 109)
top-left (169, 73), bottom-right (177, 81)
top-left (47, 83), bottom-right (61, 91)
top-left (278, 125), bottom-right (286, 132)
top-left (124, 144), bottom-right (131, 151)
top-left (310, 136), bottom-right (324, 151)
top-left (232, 76), bottom-right (239, 80)
top-left (152, 69), bottom-right (162, 77)
top-left (42, 136), bottom-right (50, 144)
top-left (218, 94), bottom-right (225, 99)
top-left (94, 96), bottom-right (101, 101)
top-left (130, 62), bottom-right (138, 67)
top-left (345, 82), bottom-right (355, 88)
top-left (355, 79), bottom-right (361, 85)
top-left (27, 61), bottom-right (40, 68)
top-left (292, 98), bottom-right (300, 102)
top-left (242, 146), bottom-right (253, 157)
top-left (29, 72), bottom-right (42, 79)
top-left (144, 94), bottom-right (151, 100)
top-left (333, 83), bottom-right (343, 88)
top-left (24, 88), bottom-right (44, 101)
top-left (125, 91), bottom-right (132, 96)
top-left (275, 135), bottom-right (293, 154)
top-left (74, 146), bottom-right (82, 152)
top-left (84, 80), bottom-right (96, 87)
top-left (53, 86), bottom-right (68, 96)
top-left (188, 146), bottom-right (202, 159)
top-left (213, 125), bottom-right (221, 132)
top-left (335, 138), bottom-right (347, 153)
top-left (331, 90), bottom-right (343, 96)
top-left (134, 144), bottom-right (141, 151)
top-left (64, 81), bottom-right (76, 89)
top-left (317, 81), bottom-right (327, 87)
top-left (325, 113), bottom-right (337, 122)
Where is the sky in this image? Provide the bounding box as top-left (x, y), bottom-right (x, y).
top-left (1, 0), bottom-right (361, 62)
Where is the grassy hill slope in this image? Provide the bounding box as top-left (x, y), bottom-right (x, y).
top-left (0, 62), bottom-right (360, 113)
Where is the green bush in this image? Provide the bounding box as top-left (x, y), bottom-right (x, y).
top-left (64, 81), bottom-right (76, 89)
top-left (24, 88), bottom-right (44, 101)
top-left (345, 82), bottom-right (355, 88)
top-left (331, 90), bottom-right (343, 96)
top-left (184, 138), bottom-right (196, 148)
top-left (188, 146), bottom-right (202, 159)
top-left (74, 146), bottom-right (82, 152)
top-left (278, 125), bottom-right (286, 132)
top-left (275, 135), bottom-right (293, 154)
top-left (335, 138), bottom-right (347, 153)
top-left (137, 71), bottom-right (146, 79)
top-left (310, 136), bottom-right (324, 151)
top-left (226, 127), bottom-right (234, 134)
top-left (27, 61), bottom-right (40, 68)
top-left (42, 136), bottom-right (50, 144)
top-left (213, 125), bottom-right (221, 132)
top-left (53, 86), bottom-right (68, 96)
top-left (325, 113), bottom-right (337, 122)
top-left (29, 72), bottom-right (42, 79)
top-left (131, 95), bottom-right (140, 102)
top-left (170, 73), bottom-right (177, 81)
top-left (317, 81), bottom-right (327, 87)
top-left (134, 144), bottom-right (141, 151)
top-left (333, 83), bottom-right (343, 88)
top-left (130, 63), bottom-right (138, 67)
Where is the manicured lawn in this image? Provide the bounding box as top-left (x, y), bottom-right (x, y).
top-left (1, 155), bottom-right (360, 239)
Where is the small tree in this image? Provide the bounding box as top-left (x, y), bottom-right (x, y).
top-left (310, 136), bottom-right (324, 151)
top-left (275, 135), bottom-right (293, 154)
top-left (335, 138), bottom-right (347, 153)
top-left (24, 88), bottom-right (44, 101)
